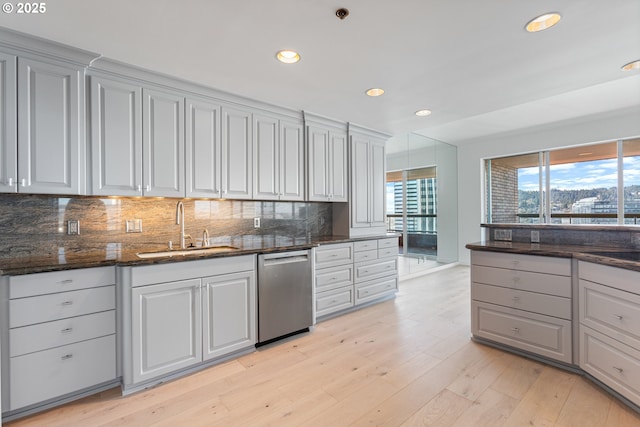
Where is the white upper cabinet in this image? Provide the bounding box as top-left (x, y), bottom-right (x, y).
top-left (305, 113), bottom-right (348, 202)
top-left (88, 69), bottom-right (185, 197)
top-left (142, 88), bottom-right (185, 197)
top-left (253, 114), bottom-right (304, 201)
top-left (17, 57), bottom-right (85, 195)
top-left (222, 106), bottom-right (252, 199)
top-left (0, 52), bottom-right (16, 193)
top-left (349, 125), bottom-right (388, 232)
top-left (90, 76), bottom-right (142, 196)
top-left (186, 97), bottom-right (222, 198)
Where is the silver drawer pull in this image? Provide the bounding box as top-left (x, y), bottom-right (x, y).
top-left (331, 299), bottom-right (337, 304)
top-left (61, 327), bottom-right (73, 334)
top-left (61, 300), bottom-right (73, 306)
top-left (331, 254), bottom-right (338, 257)
top-left (363, 270), bottom-right (369, 274)
top-left (331, 277), bottom-right (337, 281)
top-left (511, 327), bottom-right (520, 333)
top-left (613, 314), bottom-right (624, 320)
top-left (61, 354), bottom-right (73, 361)
top-left (512, 296), bottom-right (520, 302)
top-left (613, 366), bottom-right (624, 373)
top-left (59, 279), bottom-right (73, 284)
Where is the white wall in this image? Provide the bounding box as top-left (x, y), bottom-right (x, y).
top-left (456, 106), bottom-right (640, 265)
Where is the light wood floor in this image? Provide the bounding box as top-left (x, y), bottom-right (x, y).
top-left (6, 265), bottom-right (640, 427)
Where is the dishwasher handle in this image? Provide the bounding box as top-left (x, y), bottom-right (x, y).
top-left (261, 250), bottom-right (310, 266)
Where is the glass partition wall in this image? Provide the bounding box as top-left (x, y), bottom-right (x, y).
top-left (386, 133), bottom-right (458, 277)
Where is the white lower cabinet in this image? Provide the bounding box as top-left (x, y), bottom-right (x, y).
top-left (314, 237), bottom-right (398, 320)
top-left (203, 271), bottom-right (256, 360)
top-left (470, 251), bottom-right (573, 364)
top-left (578, 261), bottom-right (640, 406)
top-left (1, 267), bottom-right (117, 416)
top-left (121, 255), bottom-right (256, 391)
top-left (131, 279), bottom-right (202, 384)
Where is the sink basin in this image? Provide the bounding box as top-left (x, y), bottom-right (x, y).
top-left (136, 246), bottom-right (240, 259)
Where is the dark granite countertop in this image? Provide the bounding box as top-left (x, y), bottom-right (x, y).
top-left (466, 241), bottom-right (640, 273)
top-left (0, 234), bottom-right (399, 276)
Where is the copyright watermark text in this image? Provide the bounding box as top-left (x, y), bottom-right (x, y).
top-left (2, 2), bottom-right (47, 13)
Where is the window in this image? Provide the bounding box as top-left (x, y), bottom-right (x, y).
top-left (485, 138), bottom-right (640, 225)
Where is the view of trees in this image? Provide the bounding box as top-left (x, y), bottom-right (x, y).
top-left (519, 185), bottom-right (640, 214)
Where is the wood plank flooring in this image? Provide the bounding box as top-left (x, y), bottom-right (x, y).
top-left (6, 265), bottom-right (640, 426)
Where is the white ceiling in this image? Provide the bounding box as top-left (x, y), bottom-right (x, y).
top-left (1, 0), bottom-right (639, 145)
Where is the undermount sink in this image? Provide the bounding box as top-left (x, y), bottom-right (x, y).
top-left (136, 246), bottom-right (240, 259)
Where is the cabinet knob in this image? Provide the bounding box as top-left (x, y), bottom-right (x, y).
top-left (7, 177), bottom-right (13, 186)
top-left (61, 354), bottom-right (73, 361)
top-left (59, 279), bottom-right (73, 285)
top-left (137, 185), bottom-right (142, 192)
top-left (61, 327), bottom-right (73, 334)
top-left (512, 296), bottom-right (520, 302)
top-left (613, 366), bottom-right (624, 373)
top-left (20, 178), bottom-right (27, 187)
top-left (613, 314), bottom-right (624, 320)
top-left (146, 185), bottom-right (151, 192)
top-left (511, 327), bottom-right (520, 334)
top-left (61, 300), bottom-right (73, 306)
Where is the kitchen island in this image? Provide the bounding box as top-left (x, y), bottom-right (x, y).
top-left (467, 239), bottom-right (640, 413)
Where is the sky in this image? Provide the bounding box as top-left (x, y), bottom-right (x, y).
top-left (518, 156), bottom-right (640, 191)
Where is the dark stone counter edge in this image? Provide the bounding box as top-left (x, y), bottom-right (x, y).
top-left (466, 242), bottom-right (640, 273)
top-left (480, 223), bottom-right (640, 232)
top-left (0, 234), bottom-right (400, 276)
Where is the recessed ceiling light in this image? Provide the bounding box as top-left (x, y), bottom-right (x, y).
top-left (621, 60), bottom-right (640, 71)
top-left (276, 50), bottom-right (301, 64)
top-left (415, 109), bottom-right (432, 117)
top-left (365, 88), bottom-right (385, 97)
top-left (525, 13), bottom-right (562, 32)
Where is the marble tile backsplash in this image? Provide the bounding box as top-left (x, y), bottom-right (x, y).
top-left (0, 194), bottom-right (334, 260)
top-left (485, 225), bottom-right (640, 249)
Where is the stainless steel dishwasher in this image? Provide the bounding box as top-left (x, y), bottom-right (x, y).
top-left (257, 249), bottom-right (313, 344)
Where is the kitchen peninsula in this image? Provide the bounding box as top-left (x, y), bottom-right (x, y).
top-left (467, 223), bottom-right (640, 413)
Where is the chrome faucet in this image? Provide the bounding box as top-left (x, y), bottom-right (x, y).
top-left (175, 201), bottom-right (191, 249)
top-left (202, 228), bottom-right (210, 247)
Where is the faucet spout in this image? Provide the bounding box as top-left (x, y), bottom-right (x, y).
top-left (176, 201), bottom-right (186, 249)
top-left (203, 228), bottom-right (210, 247)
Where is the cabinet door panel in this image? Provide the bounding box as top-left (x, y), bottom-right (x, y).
top-left (307, 125), bottom-right (329, 201)
top-left (203, 270), bottom-right (256, 360)
top-left (222, 106), bottom-right (252, 199)
top-left (329, 131), bottom-right (348, 202)
top-left (90, 76), bottom-right (142, 196)
top-left (18, 58), bottom-right (82, 194)
top-left (280, 119), bottom-right (304, 200)
top-left (0, 52), bottom-right (17, 193)
top-left (370, 140), bottom-right (386, 226)
top-left (143, 88), bottom-right (184, 197)
top-left (351, 136), bottom-right (370, 227)
top-left (186, 98), bottom-right (221, 198)
top-left (253, 114), bottom-right (279, 200)
top-left (132, 279), bottom-right (202, 383)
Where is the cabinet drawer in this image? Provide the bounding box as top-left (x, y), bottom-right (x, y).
top-left (354, 258), bottom-right (397, 283)
top-left (378, 237), bottom-right (398, 249)
top-left (579, 261), bottom-right (640, 295)
top-left (378, 247), bottom-right (397, 259)
top-left (315, 243), bottom-right (354, 268)
top-left (10, 285), bottom-right (115, 328)
top-left (10, 310), bottom-right (116, 357)
top-left (354, 249), bottom-right (377, 263)
top-left (472, 251), bottom-right (570, 276)
top-left (9, 334), bottom-right (116, 410)
top-left (580, 279), bottom-right (640, 349)
top-left (315, 264), bottom-right (353, 293)
top-left (472, 300), bottom-right (572, 363)
top-left (316, 286), bottom-right (354, 317)
top-left (471, 265), bottom-right (571, 298)
top-left (354, 240), bottom-right (377, 252)
top-left (581, 327), bottom-right (640, 406)
top-left (9, 266), bottom-right (115, 298)
top-left (472, 283), bottom-right (571, 320)
top-left (355, 277), bottom-right (397, 305)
